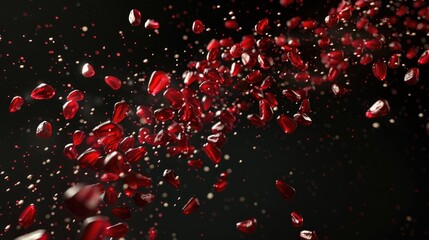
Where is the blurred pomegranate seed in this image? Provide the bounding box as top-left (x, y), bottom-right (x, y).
top-left (418, 50), bottom-right (429, 65)
top-left (133, 192), bottom-right (155, 208)
top-left (255, 18), bottom-right (269, 35)
top-left (279, 0), bottom-right (294, 7)
top-left (112, 206), bottom-right (132, 219)
top-left (148, 227), bottom-right (158, 240)
top-left (187, 159), bottom-right (203, 169)
top-left (145, 19), bottom-right (160, 30)
top-left (105, 222), bottom-right (129, 238)
top-left (67, 89), bottom-right (84, 102)
top-left (64, 184), bottom-right (100, 218)
top-left (9, 96), bottom-right (24, 112)
top-left (365, 99), bottom-right (390, 118)
top-left (163, 169), bottom-right (180, 188)
top-left (18, 204), bottom-right (37, 228)
top-left (112, 100), bottom-right (129, 123)
top-left (192, 20), bottom-right (205, 34)
top-left (236, 218), bottom-right (257, 234)
top-left (103, 187), bottom-right (118, 206)
top-left (276, 179), bottom-right (296, 200)
top-left (125, 146), bottom-right (147, 163)
top-left (213, 179), bottom-right (228, 192)
top-left (225, 20), bottom-right (238, 30)
top-left (372, 61), bottom-right (387, 81)
top-left (360, 53), bottom-right (373, 65)
top-left (404, 68), bottom-right (419, 85)
top-left (104, 76), bottom-right (122, 90)
top-left (277, 115), bottom-right (297, 134)
top-left (291, 211), bottom-right (304, 227)
top-left (148, 71), bottom-right (170, 95)
top-left (63, 100), bottom-right (79, 120)
top-left (325, 14), bottom-right (338, 28)
top-left (36, 121), bottom-right (52, 138)
top-left (300, 230), bottom-right (318, 240)
top-left (15, 230), bottom-right (49, 240)
top-left (364, 39), bottom-right (382, 50)
top-left (31, 83), bottom-right (55, 100)
top-left (82, 63), bottom-right (95, 78)
top-left (129, 9), bottom-right (142, 26)
top-left (63, 143), bottom-right (78, 160)
top-left (182, 197), bottom-right (200, 215)
top-left (77, 148), bottom-right (101, 168)
top-left (388, 54), bottom-right (400, 69)
top-left (80, 216), bottom-right (110, 240)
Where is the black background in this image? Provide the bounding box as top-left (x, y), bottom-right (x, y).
top-left (1, 0), bottom-right (429, 239)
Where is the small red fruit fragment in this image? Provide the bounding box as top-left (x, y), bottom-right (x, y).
top-left (104, 76), bottom-right (122, 90)
top-left (18, 204), bottom-right (37, 228)
top-left (112, 100), bottom-right (129, 123)
top-left (82, 63), bottom-right (95, 78)
top-left (187, 159), bottom-right (203, 169)
top-left (276, 179), bottom-right (296, 200)
top-left (300, 230), bottom-right (318, 240)
top-left (36, 121), bottom-right (52, 138)
top-left (63, 100), bottom-right (79, 120)
top-left (64, 184), bottom-right (100, 218)
top-left (14, 229), bottom-right (49, 240)
top-left (276, 115), bottom-right (297, 134)
top-left (133, 192), bottom-right (155, 208)
top-left (80, 216), bottom-right (110, 240)
top-left (202, 142), bottom-right (221, 164)
top-left (125, 146), bottom-right (147, 163)
top-left (104, 187), bottom-right (118, 206)
top-left (145, 19), bottom-right (160, 30)
top-left (255, 18), bottom-right (269, 35)
top-left (279, 0), bottom-right (294, 7)
top-left (148, 227), bottom-right (158, 240)
top-left (388, 54), bottom-right (400, 69)
top-left (418, 50), bottom-right (429, 65)
top-left (105, 222), bottom-right (129, 238)
top-left (63, 143), bottom-right (78, 160)
top-left (236, 218), bottom-right (257, 234)
top-left (182, 197), bottom-right (200, 215)
top-left (163, 169), bottom-right (180, 188)
top-left (291, 211), bottom-right (304, 227)
top-left (365, 99), bottom-right (390, 118)
top-left (148, 71), bottom-right (170, 95)
top-left (372, 61), bottom-right (387, 81)
top-left (67, 89), bottom-right (84, 102)
top-left (9, 96), bottom-right (24, 112)
top-left (31, 83), bottom-right (55, 100)
top-left (112, 206), bottom-right (132, 219)
top-left (404, 67), bottom-right (419, 85)
top-left (129, 9), bottom-right (142, 26)
top-left (213, 179), bottom-right (228, 192)
top-left (192, 20), bottom-right (205, 34)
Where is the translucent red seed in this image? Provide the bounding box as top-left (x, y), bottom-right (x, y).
top-left (276, 179), bottom-right (296, 200)
top-left (163, 169), bottom-right (180, 188)
top-left (31, 83), bottom-right (55, 100)
top-left (300, 230), bottom-right (318, 240)
top-left (276, 115), bottom-right (297, 134)
top-left (182, 197), bottom-right (200, 215)
top-left (64, 184), bottom-right (100, 218)
top-left (148, 71), bottom-right (170, 96)
top-left (80, 216), bottom-right (110, 240)
top-left (365, 99), bottom-right (390, 118)
top-left (67, 89), bottom-right (84, 102)
top-left (255, 18), bottom-right (269, 35)
top-left (148, 227), bottom-right (158, 240)
top-left (9, 96), bottom-right (24, 113)
top-left (404, 67), bottom-right (419, 85)
top-left (63, 100), bottom-right (79, 120)
top-left (291, 211), bottom-right (304, 227)
top-left (125, 146), bottom-right (147, 163)
top-left (388, 54), bottom-right (400, 69)
top-left (36, 121), bottom-right (52, 138)
top-left (63, 143), bottom-right (78, 160)
top-left (418, 50), bottom-right (429, 65)
top-left (145, 19), bottom-right (160, 30)
top-left (112, 206), bottom-right (132, 219)
top-left (133, 192), bottom-right (155, 208)
top-left (129, 9), bottom-right (142, 26)
top-left (236, 218), bottom-right (257, 234)
top-left (82, 63), bottom-right (95, 78)
top-left (104, 76), bottom-right (122, 90)
top-left (192, 20), bottom-right (205, 34)
top-left (112, 100), bottom-right (129, 123)
top-left (105, 222), bottom-right (129, 238)
top-left (18, 204), bottom-right (37, 228)
top-left (187, 159), bottom-right (204, 169)
top-left (202, 142), bottom-right (221, 164)
top-left (372, 61), bottom-right (387, 81)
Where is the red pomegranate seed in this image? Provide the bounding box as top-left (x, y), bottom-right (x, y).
top-left (163, 169), bottom-right (180, 188)
top-left (418, 50), bottom-right (429, 65)
top-left (77, 148), bottom-right (101, 168)
top-left (332, 84), bottom-right (349, 96)
top-left (294, 113), bottom-right (312, 126)
top-left (112, 100), bottom-right (129, 123)
top-left (327, 67), bottom-right (340, 82)
top-left (360, 53), bottom-right (373, 65)
top-left (63, 143), bottom-right (78, 160)
top-left (182, 197), bottom-right (200, 215)
top-left (276, 115), bottom-right (297, 134)
top-left (248, 114), bottom-right (265, 127)
top-left (104, 76), bottom-right (122, 90)
top-left (125, 146), bottom-right (147, 163)
top-left (291, 211), bottom-right (304, 227)
top-left (142, 19), bottom-right (159, 30)
top-left (225, 20), bottom-right (238, 30)
top-left (80, 216), bottom-right (110, 240)
top-left (63, 100), bottom-right (79, 120)
top-left (64, 184), bottom-right (100, 218)
top-left (276, 179), bottom-right (296, 200)
top-left (36, 121), bottom-right (52, 138)
top-left (18, 204), bottom-right (37, 228)
top-left (213, 179), bottom-right (228, 192)
top-left (15, 230), bottom-right (49, 240)
top-left (364, 39), bottom-right (382, 50)
top-left (82, 63), bottom-right (95, 78)
top-left (404, 67), bottom-right (419, 85)
top-left (230, 44), bottom-right (243, 58)
top-left (137, 105), bottom-right (154, 125)
top-left (259, 100), bottom-right (273, 121)
top-left (129, 9), bottom-right (142, 26)
top-left (246, 70), bottom-right (263, 83)
top-left (148, 71), bottom-right (170, 96)
top-left (31, 83), bottom-right (55, 100)
top-left (279, 0), bottom-right (294, 7)
top-left (9, 96), bottom-right (24, 113)
top-left (372, 61), bottom-right (387, 81)
top-left (73, 130), bottom-right (85, 146)
top-left (202, 142), bottom-right (221, 164)
top-left (133, 192), bottom-right (155, 208)
top-left (236, 218), bottom-right (257, 234)
top-left (148, 227), bottom-right (158, 240)
top-left (255, 18), bottom-right (269, 35)
top-left (67, 89), bottom-right (84, 102)
top-left (199, 81), bottom-right (220, 96)
top-left (192, 20), bottom-right (205, 34)
top-left (112, 206), bottom-right (132, 220)
top-left (100, 173), bottom-right (119, 182)
top-left (103, 151), bottom-right (128, 174)
top-left (300, 230), bottom-right (318, 240)
top-left (104, 186), bottom-right (118, 206)
top-left (365, 99), bottom-right (390, 118)
top-left (105, 222), bottom-right (129, 238)
top-left (187, 159), bottom-right (203, 169)
top-left (325, 14), bottom-right (338, 28)
top-left (301, 20), bottom-right (317, 29)
top-left (295, 71), bottom-right (310, 82)
top-left (388, 54), bottom-right (400, 69)
top-left (164, 88), bottom-right (184, 109)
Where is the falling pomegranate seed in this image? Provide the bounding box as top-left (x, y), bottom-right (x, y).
top-left (276, 115), bottom-right (297, 134)
top-left (36, 121), bottom-right (52, 138)
top-left (148, 227), bottom-right (158, 240)
top-left (31, 83), bottom-right (55, 100)
top-left (148, 71), bottom-right (170, 96)
top-left (404, 67), bottom-right (419, 85)
top-left (364, 39), bottom-right (382, 50)
top-left (187, 159), bottom-right (203, 169)
top-left (129, 9), bottom-right (142, 26)
top-left (365, 99), bottom-right (390, 118)
top-left (418, 50), bottom-right (429, 65)
top-left (279, 0), bottom-right (294, 7)
top-left (145, 19), bottom-right (160, 30)
top-left (63, 100), bottom-right (79, 120)
top-left (192, 20), bottom-right (205, 34)
top-left (15, 230), bottom-right (49, 240)
top-left (82, 63), bottom-right (95, 78)
top-left (163, 169), bottom-right (180, 188)
top-left (80, 216), bottom-right (110, 240)
top-left (388, 54), bottom-right (400, 69)
top-left (202, 142), bottom-right (221, 164)
top-left (112, 100), bottom-right (129, 123)
top-left (18, 204), bottom-right (37, 228)
top-left (276, 179), bottom-right (296, 200)
top-left (291, 211), bottom-right (304, 227)
top-left (164, 88), bottom-right (184, 109)
top-left (133, 192), bottom-right (155, 208)
top-left (360, 53), bottom-right (373, 65)
top-left (112, 206), bottom-right (132, 220)
top-left (213, 179), bottom-right (228, 192)
top-left (182, 197), bottom-right (200, 215)
top-left (225, 20), bottom-right (238, 30)
top-left (236, 218), bottom-right (257, 234)
top-left (64, 184), bottom-right (100, 218)
top-left (325, 14), bottom-right (339, 28)
top-left (255, 18), bottom-right (269, 35)
top-left (103, 186), bottom-right (118, 206)
top-left (125, 146), bottom-right (147, 163)
top-left (77, 148), bottom-right (101, 168)
top-left (372, 61), bottom-right (387, 81)
top-left (300, 230), bottom-right (318, 240)
top-left (63, 143), bottom-right (78, 160)
top-left (105, 222), bottom-right (129, 238)
top-left (104, 76), bottom-right (122, 90)
top-left (67, 89), bottom-right (84, 102)
top-left (9, 96), bottom-right (24, 113)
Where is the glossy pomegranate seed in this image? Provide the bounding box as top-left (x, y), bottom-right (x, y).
top-left (202, 142), bottom-right (221, 164)
top-left (112, 100), bottom-right (129, 123)
top-left (360, 53), bottom-right (373, 65)
top-left (279, 0), bottom-right (294, 7)
top-left (325, 14), bottom-right (338, 28)
top-left (230, 44), bottom-right (243, 58)
top-left (365, 99), bottom-right (390, 118)
top-left (80, 216), bottom-right (110, 240)
top-left (372, 61), bottom-right (387, 81)
top-left (104, 76), bottom-right (122, 90)
top-left (15, 230), bottom-right (49, 240)
top-left (291, 211), bottom-right (304, 227)
top-left (9, 96), bottom-right (24, 113)
top-left (387, 54), bottom-right (400, 69)
top-left (164, 88), bottom-right (184, 109)
top-left (259, 100), bottom-right (273, 121)
top-left (327, 67), bottom-right (340, 82)
top-left (18, 204), bottom-right (37, 228)
top-left (332, 84), bottom-right (348, 96)
top-left (124, 146), bottom-right (147, 163)
top-left (82, 63), bottom-right (95, 78)
top-left (148, 227), bottom-right (158, 240)
top-left (418, 50), bottom-right (429, 65)
top-left (187, 159), bottom-right (203, 169)
top-left (133, 192), bottom-right (155, 208)
top-left (300, 230), bottom-right (318, 240)
top-left (246, 70), bottom-right (263, 83)
top-left (100, 173), bottom-right (119, 182)
top-left (144, 19), bottom-right (159, 30)
top-left (148, 71), bottom-right (170, 96)
top-left (72, 130), bottom-right (85, 146)
top-left (276, 115), bottom-right (297, 134)
top-left (67, 89), bottom-right (84, 102)
top-left (276, 179), bottom-right (296, 200)
top-left (295, 71), bottom-right (310, 82)
top-left (105, 222), bottom-right (129, 238)
top-left (182, 197), bottom-right (200, 215)
top-left (31, 83), bottom-right (55, 100)
top-left (404, 67), bottom-right (419, 85)
top-left (137, 105), bottom-right (154, 125)
top-left (64, 184), bottom-right (100, 218)
top-left (199, 80), bottom-right (220, 96)
top-left (63, 143), bottom-right (78, 160)
top-left (236, 218), bottom-right (257, 234)
top-left (301, 20), bottom-right (317, 29)
top-left (63, 100), bottom-right (79, 120)
top-left (225, 20), bottom-right (239, 29)
top-left (213, 179), bottom-right (228, 192)
top-left (36, 121), bottom-right (52, 138)
top-left (163, 169), bottom-right (180, 188)
top-left (112, 206), bottom-right (132, 219)
top-left (104, 186), bottom-right (118, 206)
top-left (103, 151), bottom-right (128, 174)
top-left (364, 39), bottom-right (382, 50)
top-left (255, 18), bottom-right (269, 35)
top-left (77, 148), bottom-right (101, 168)
top-left (192, 20), bottom-right (205, 34)
top-left (129, 9), bottom-right (142, 26)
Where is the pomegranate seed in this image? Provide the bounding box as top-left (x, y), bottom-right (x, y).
top-left (133, 192), bottom-right (155, 208)
top-left (137, 105), bottom-right (154, 125)
top-left (199, 80), bottom-right (220, 96)
top-left (36, 121), bottom-right (52, 138)
top-left (364, 39), bottom-right (382, 50)
top-left (63, 143), bottom-right (78, 160)
top-left (148, 71), bottom-right (170, 96)
top-left (325, 14), bottom-right (339, 28)
top-left (295, 71), bottom-right (310, 82)
top-left (15, 230), bottom-right (49, 240)
top-left (213, 179), bottom-right (228, 192)
top-left (365, 99), bottom-right (390, 118)
top-left (230, 44), bottom-right (243, 58)
top-left (9, 96), bottom-right (24, 112)
top-left (332, 84), bottom-right (349, 96)
top-left (259, 100), bottom-right (273, 121)
top-left (104, 76), bottom-right (122, 90)
top-left (162, 169), bottom-right (180, 188)
top-left (294, 113), bottom-right (312, 126)
top-left (100, 173), bottom-right (119, 182)
top-left (287, 16), bottom-right (301, 29)
top-left (276, 179), bottom-right (296, 200)
top-left (67, 89), bottom-right (84, 102)
top-left (279, 0), bottom-right (294, 7)
top-left (82, 63), bottom-right (95, 78)
top-left (145, 19), bottom-right (160, 30)
top-left (64, 184), bottom-right (100, 218)
top-left (291, 211), bottom-right (304, 227)
top-left (111, 100), bottom-right (129, 123)
top-left (77, 148), bottom-right (101, 168)
top-left (300, 230), bottom-right (318, 240)
top-left (31, 83), bottom-right (55, 100)
top-left (105, 222), bottom-right (129, 238)
top-left (125, 146), bottom-right (147, 163)
top-left (187, 159), bottom-right (203, 169)
top-left (192, 20), bottom-right (205, 34)
top-left (80, 216), bottom-right (110, 240)
top-left (202, 142), bottom-right (221, 164)
top-left (388, 54), bottom-right (400, 69)
top-left (18, 204), bottom-right (37, 228)
top-left (129, 9), bottom-right (142, 26)
top-left (327, 67), bottom-right (340, 82)
top-left (301, 20), bottom-right (317, 29)
top-left (225, 20), bottom-right (239, 30)
top-left (104, 187), bottom-right (118, 205)
top-left (276, 115), bottom-right (297, 134)
top-left (246, 70), bottom-right (263, 83)
top-left (112, 206), bottom-right (132, 219)
top-left (236, 218), bottom-right (257, 234)
top-left (255, 18), bottom-right (269, 35)
top-left (418, 50), bottom-right (429, 65)
top-left (63, 100), bottom-right (79, 120)
top-left (404, 67), bottom-right (419, 85)
top-left (182, 197), bottom-right (200, 215)
top-left (148, 227), bottom-right (158, 240)
top-left (372, 61), bottom-right (387, 81)
top-left (360, 53), bottom-right (373, 65)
